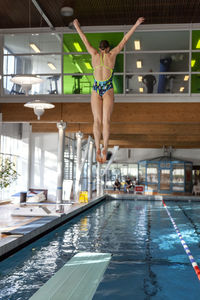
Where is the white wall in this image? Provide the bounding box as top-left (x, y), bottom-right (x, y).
top-left (112, 148), bottom-right (200, 165)
top-left (0, 122), bottom-right (30, 200)
top-left (30, 132), bottom-right (58, 201)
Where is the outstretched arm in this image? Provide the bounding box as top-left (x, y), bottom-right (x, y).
top-left (73, 19), bottom-right (97, 55)
top-left (111, 17), bottom-right (144, 55)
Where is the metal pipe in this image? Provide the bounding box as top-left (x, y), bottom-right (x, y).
top-left (96, 161), bottom-right (101, 196)
top-left (88, 140), bottom-right (94, 199)
top-left (32, 0), bottom-right (54, 29)
top-left (75, 131), bottom-right (83, 202)
top-left (56, 121), bottom-right (66, 209)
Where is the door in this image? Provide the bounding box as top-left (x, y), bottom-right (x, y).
top-left (159, 168), bottom-right (170, 192)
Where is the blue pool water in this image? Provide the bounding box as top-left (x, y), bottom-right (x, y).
top-left (0, 199), bottom-right (200, 299)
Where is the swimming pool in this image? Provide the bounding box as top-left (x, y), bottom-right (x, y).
top-left (0, 199), bottom-right (200, 299)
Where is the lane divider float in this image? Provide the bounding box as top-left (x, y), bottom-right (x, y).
top-left (162, 200), bottom-right (200, 281)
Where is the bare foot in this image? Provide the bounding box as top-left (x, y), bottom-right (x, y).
top-left (96, 149), bottom-right (102, 163)
top-left (101, 149), bottom-right (107, 163)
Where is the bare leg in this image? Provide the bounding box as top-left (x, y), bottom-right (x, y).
top-left (91, 90), bottom-right (103, 162)
top-left (102, 88), bottom-right (114, 163)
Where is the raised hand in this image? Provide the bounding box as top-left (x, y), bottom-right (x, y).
top-left (73, 19), bottom-right (80, 28)
top-left (135, 17), bottom-right (145, 27)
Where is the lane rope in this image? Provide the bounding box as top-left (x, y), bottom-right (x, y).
top-left (162, 200), bottom-right (200, 281)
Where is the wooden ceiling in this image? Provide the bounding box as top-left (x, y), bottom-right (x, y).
top-left (0, 0), bottom-right (200, 29)
top-left (2, 102), bottom-right (200, 149)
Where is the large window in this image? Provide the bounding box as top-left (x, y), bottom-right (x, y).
top-left (2, 26), bottom-right (200, 96)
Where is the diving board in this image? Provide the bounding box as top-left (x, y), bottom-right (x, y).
top-left (29, 252), bottom-right (111, 300)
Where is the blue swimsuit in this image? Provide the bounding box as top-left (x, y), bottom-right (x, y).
top-left (93, 54), bottom-right (114, 97)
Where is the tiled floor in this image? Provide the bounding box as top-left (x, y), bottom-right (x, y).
top-left (0, 199), bottom-right (90, 241)
top-left (0, 203), bottom-right (41, 240)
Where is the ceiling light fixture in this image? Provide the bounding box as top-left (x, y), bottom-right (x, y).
top-left (30, 43), bottom-right (41, 53)
top-left (10, 75), bottom-right (43, 95)
top-left (138, 76), bottom-right (142, 82)
top-left (139, 87), bottom-right (143, 93)
top-left (184, 75), bottom-right (189, 81)
top-left (73, 42), bottom-right (82, 52)
top-left (60, 6), bottom-right (74, 17)
top-left (179, 87), bottom-right (184, 92)
top-left (191, 60), bottom-right (196, 67)
top-left (134, 40), bottom-right (141, 50)
top-left (84, 62), bottom-right (92, 70)
top-left (48, 62), bottom-right (56, 70)
top-left (24, 100), bottom-right (55, 120)
top-left (136, 60), bottom-right (142, 68)
top-left (196, 40), bottom-right (200, 48)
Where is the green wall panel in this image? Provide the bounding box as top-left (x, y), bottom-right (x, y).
top-left (63, 32), bottom-right (124, 94)
top-left (192, 30), bottom-right (200, 50)
top-left (191, 74), bottom-right (200, 93)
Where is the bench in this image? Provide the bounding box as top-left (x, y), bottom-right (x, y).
top-left (29, 252), bottom-right (111, 300)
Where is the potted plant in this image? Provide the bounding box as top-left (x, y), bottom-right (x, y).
top-left (0, 157), bottom-right (18, 189)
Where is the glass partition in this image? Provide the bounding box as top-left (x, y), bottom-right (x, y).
top-left (192, 30), bottom-right (200, 50)
top-left (63, 32), bottom-right (124, 53)
top-left (160, 169), bottom-right (170, 190)
top-left (139, 163), bottom-right (146, 183)
top-left (126, 53), bottom-right (189, 73)
top-left (172, 163), bottom-right (184, 191)
top-left (126, 74), bottom-right (189, 94)
top-left (3, 54), bottom-right (61, 75)
top-left (1, 28), bottom-right (200, 96)
top-left (4, 74), bottom-right (61, 95)
top-left (147, 164), bottom-right (158, 183)
top-left (63, 74), bottom-right (123, 94)
top-left (172, 164), bottom-right (184, 183)
top-left (126, 31), bottom-right (189, 51)
top-left (4, 33), bottom-right (62, 54)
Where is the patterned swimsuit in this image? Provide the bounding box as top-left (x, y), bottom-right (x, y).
top-left (93, 54), bottom-right (114, 97)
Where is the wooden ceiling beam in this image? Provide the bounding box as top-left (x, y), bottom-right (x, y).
top-left (32, 122), bottom-right (200, 135)
top-left (2, 103), bottom-right (200, 123)
top-left (107, 140), bottom-right (200, 148)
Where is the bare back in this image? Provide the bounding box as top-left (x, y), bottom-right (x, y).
top-left (92, 52), bottom-right (117, 81)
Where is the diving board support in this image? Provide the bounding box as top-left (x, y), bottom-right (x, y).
top-left (29, 252), bottom-right (111, 300)
top-left (75, 135), bottom-right (92, 202)
top-left (102, 146), bottom-right (119, 177)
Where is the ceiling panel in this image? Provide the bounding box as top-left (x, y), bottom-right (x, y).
top-left (0, 0), bottom-right (200, 29)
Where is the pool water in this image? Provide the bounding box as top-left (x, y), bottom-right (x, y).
top-left (0, 199), bottom-right (200, 299)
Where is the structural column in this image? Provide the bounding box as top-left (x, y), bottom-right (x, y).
top-left (56, 121), bottom-right (66, 205)
top-left (88, 140), bottom-right (94, 200)
top-left (75, 131), bottom-right (83, 201)
top-left (97, 161), bottom-right (101, 196)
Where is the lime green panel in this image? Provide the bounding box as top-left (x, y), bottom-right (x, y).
top-left (115, 54), bottom-right (123, 72)
top-left (113, 75), bottom-right (123, 94)
top-left (192, 30), bottom-right (200, 50)
top-left (63, 32), bottom-right (124, 53)
top-left (191, 74), bottom-right (200, 93)
top-left (191, 53), bottom-right (200, 72)
top-left (63, 75), bottom-right (123, 94)
top-left (63, 54), bottom-right (92, 74)
top-left (63, 32), bottom-right (124, 94)
top-left (63, 75), bottom-right (93, 94)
